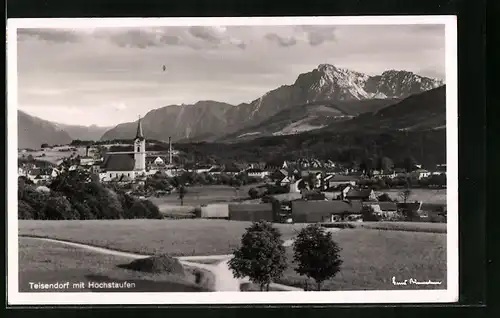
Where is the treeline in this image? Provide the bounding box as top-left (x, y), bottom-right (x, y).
top-left (173, 129), bottom-right (446, 168)
top-left (18, 170), bottom-right (162, 220)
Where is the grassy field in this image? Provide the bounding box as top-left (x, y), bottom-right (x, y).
top-left (19, 219), bottom-right (306, 256)
top-left (19, 147), bottom-right (87, 165)
top-left (376, 189), bottom-right (447, 205)
top-left (150, 184), bottom-right (263, 208)
top-left (277, 229), bottom-right (447, 291)
top-left (356, 222), bottom-right (447, 233)
top-left (18, 238), bottom-right (211, 292)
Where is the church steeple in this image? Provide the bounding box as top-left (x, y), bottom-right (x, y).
top-left (135, 116), bottom-right (144, 140)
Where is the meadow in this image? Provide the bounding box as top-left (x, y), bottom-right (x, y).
top-left (18, 238), bottom-right (210, 292)
top-left (19, 147), bottom-right (87, 165)
top-left (18, 219), bottom-right (447, 291)
top-left (277, 229), bottom-right (447, 290)
top-left (19, 219), bottom-right (306, 256)
top-left (150, 184), bottom-right (260, 207)
top-left (376, 189), bottom-right (447, 205)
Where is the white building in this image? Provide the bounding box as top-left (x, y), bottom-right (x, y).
top-left (100, 117), bottom-right (147, 181)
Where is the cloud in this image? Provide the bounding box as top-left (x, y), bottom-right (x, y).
top-left (264, 33), bottom-right (297, 47)
top-left (17, 28), bottom-right (81, 43)
top-left (109, 101), bottom-right (128, 111)
top-left (91, 26), bottom-right (245, 50)
top-left (297, 26), bottom-right (337, 46)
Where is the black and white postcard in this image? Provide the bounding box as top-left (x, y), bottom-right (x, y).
top-left (7, 16), bottom-right (458, 305)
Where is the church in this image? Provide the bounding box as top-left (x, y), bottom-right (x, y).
top-left (100, 117), bottom-right (147, 182)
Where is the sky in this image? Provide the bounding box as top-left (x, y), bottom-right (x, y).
top-left (16, 23), bottom-right (446, 127)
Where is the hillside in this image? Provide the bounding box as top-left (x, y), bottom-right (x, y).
top-left (171, 86), bottom-right (447, 167)
top-left (101, 64), bottom-right (443, 142)
top-left (220, 98), bottom-right (401, 142)
top-left (100, 101), bottom-right (234, 142)
top-left (320, 85), bottom-right (447, 134)
top-left (17, 110), bottom-right (73, 149)
top-left (54, 123), bottom-right (112, 141)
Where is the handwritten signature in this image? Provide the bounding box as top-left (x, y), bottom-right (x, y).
top-left (392, 276), bottom-right (442, 286)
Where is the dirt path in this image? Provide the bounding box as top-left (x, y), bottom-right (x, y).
top-left (20, 236), bottom-right (301, 292)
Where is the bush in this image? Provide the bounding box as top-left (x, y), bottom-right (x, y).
top-left (361, 205), bottom-right (381, 222)
top-left (119, 254), bottom-right (184, 275)
top-left (126, 200), bottom-right (163, 219)
top-left (248, 188), bottom-right (260, 199)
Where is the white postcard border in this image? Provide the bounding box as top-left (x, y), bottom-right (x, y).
top-left (7, 15), bottom-right (458, 305)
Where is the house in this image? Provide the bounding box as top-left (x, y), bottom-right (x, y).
top-left (345, 188), bottom-right (377, 201)
top-left (397, 202), bottom-right (422, 213)
top-left (228, 203), bottom-right (274, 222)
top-left (208, 166), bottom-right (223, 175)
top-left (366, 202), bottom-right (398, 219)
top-left (195, 164), bottom-right (213, 174)
top-left (324, 175), bottom-right (358, 189)
top-left (280, 176), bottom-right (291, 186)
top-left (79, 156), bottom-right (94, 166)
top-left (223, 165), bottom-right (241, 175)
top-left (291, 200), bottom-right (363, 223)
top-left (411, 169), bottom-right (431, 180)
top-left (394, 168), bottom-right (407, 178)
top-left (246, 168), bottom-right (270, 179)
top-left (432, 164), bottom-right (447, 176)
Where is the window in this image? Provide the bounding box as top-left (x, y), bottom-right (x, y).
top-left (137, 146), bottom-right (140, 152)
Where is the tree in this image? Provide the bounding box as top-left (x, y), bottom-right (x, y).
top-left (292, 225), bottom-right (343, 291)
top-left (42, 194), bottom-right (79, 220)
top-left (379, 156), bottom-right (394, 173)
top-left (178, 185), bottom-right (187, 206)
top-left (248, 187), bottom-right (259, 199)
top-left (398, 188), bottom-right (412, 203)
top-left (41, 143), bottom-right (49, 149)
top-left (377, 193), bottom-right (393, 202)
top-left (228, 221), bottom-right (287, 291)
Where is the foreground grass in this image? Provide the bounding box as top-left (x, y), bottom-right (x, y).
top-left (18, 238), bottom-right (210, 292)
top-left (277, 229), bottom-right (447, 291)
top-left (19, 219), bottom-right (306, 256)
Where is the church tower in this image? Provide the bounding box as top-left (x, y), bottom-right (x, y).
top-left (134, 116), bottom-right (146, 172)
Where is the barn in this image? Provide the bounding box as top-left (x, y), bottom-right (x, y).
top-left (291, 200), bottom-right (363, 223)
top-left (228, 203), bottom-right (274, 222)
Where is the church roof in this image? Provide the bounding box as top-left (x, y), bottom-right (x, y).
top-left (102, 153), bottom-right (135, 171)
top-left (135, 117), bottom-right (145, 140)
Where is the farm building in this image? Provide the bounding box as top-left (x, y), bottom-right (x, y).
top-left (228, 203), bottom-right (274, 222)
top-left (324, 175), bottom-right (359, 189)
top-left (197, 204), bottom-right (229, 219)
top-left (291, 200), bottom-right (363, 223)
top-left (345, 188), bottom-right (377, 201)
top-left (365, 202), bottom-right (398, 218)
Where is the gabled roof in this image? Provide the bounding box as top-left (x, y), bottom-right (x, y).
top-left (378, 202), bottom-right (398, 211)
top-left (328, 175), bottom-right (359, 182)
top-left (346, 189), bottom-right (373, 198)
top-left (247, 168), bottom-right (264, 173)
top-left (102, 153), bottom-right (135, 171)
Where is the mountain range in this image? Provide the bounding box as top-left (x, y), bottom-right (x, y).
top-left (17, 110), bottom-right (111, 149)
top-left (100, 64), bottom-right (444, 142)
top-left (17, 63), bottom-right (445, 149)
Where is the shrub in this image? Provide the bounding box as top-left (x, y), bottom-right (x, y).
top-left (119, 254), bottom-right (184, 275)
top-left (18, 201), bottom-right (35, 220)
top-left (248, 188), bottom-right (260, 199)
top-left (229, 221), bottom-right (287, 291)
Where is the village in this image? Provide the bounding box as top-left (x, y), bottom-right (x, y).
top-left (18, 118), bottom-right (447, 225)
